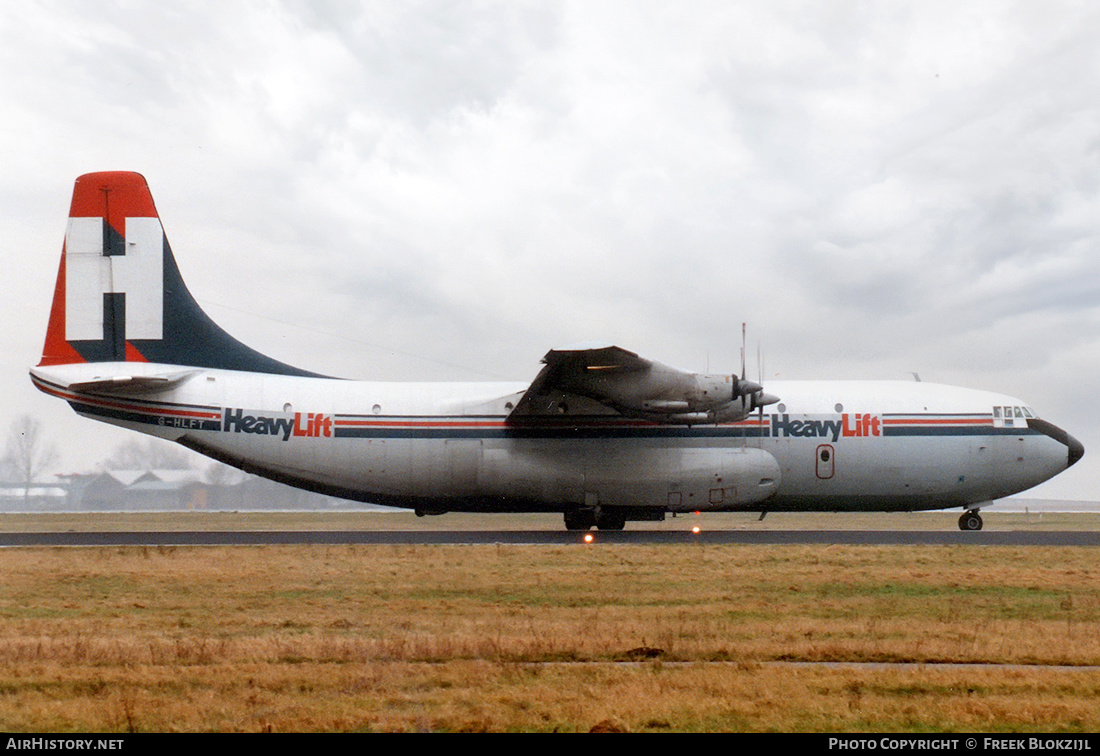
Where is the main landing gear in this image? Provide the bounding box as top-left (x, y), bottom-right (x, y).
top-left (958, 510), bottom-right (983, 531)
top-left (563, 507), bottom-right (626, 531)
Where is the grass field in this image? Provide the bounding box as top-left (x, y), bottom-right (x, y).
top-left (0, 512), bottom-right (1098, 732)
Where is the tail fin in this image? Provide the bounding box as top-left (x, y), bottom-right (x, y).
top-left (40, 172), bottom-right (322, 377)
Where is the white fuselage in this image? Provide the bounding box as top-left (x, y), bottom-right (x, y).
top-left (31, 362), bottom-right (1075, 515)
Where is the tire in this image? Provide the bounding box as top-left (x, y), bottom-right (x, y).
top-left (958, 512), bottom-right (983, 531)
top-left (564, 509), bottom-right (595, 531)
top-left (596, 511), bottom-right (626, 530)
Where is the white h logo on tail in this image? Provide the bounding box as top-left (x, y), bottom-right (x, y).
top-left (65, 217), bottom-right (164, 341)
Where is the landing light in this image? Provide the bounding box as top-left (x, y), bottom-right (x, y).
top-left (583, 533), bottom-right (594, 544)
top-left (692, 526), bottom-right (701, 534)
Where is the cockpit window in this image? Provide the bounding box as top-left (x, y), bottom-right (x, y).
top-left (993, 405), bottom-right (1035, 428)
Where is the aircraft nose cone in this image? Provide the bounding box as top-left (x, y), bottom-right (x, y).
top-left (1026, 418), bottom-right (1084, 470)
top-left (1067, 433), bottom-right (1084, 468)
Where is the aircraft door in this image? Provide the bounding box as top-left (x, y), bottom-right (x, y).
top-left (816, 444), bottom-right (835, 479)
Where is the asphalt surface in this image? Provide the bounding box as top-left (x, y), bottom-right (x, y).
top-left (1, 529), bottom-right (1097, 546)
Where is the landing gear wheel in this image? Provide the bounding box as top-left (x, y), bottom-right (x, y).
top-left (959, 511), bottom-right (983, 531)
top-left (595, 510), bottom-right (626, 531)
top-left (564, 509), bottom-right (596, 531)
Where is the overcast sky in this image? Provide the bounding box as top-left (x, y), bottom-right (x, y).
top-left (2, 1), bottom-right (1097, 500)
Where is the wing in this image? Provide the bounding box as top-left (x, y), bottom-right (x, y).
top-left (507, 343), bottom-right (749, 424)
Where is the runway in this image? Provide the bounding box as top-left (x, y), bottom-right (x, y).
top-left (2, 529), bottom-right (1097, 547)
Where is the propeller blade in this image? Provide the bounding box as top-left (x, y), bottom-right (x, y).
top-left (734, 323), bottom-right (779, 420)
top-left (741, 322), bottom-right (747, 381)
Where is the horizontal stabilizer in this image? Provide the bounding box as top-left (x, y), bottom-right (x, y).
top-left (65, 369), bottom-right (201, 395)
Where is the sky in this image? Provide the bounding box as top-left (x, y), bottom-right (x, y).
top-left (1, 1), bottom-right (1098, 500)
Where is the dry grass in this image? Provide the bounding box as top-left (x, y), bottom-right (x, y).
top-left (4, 660), bottom-right (1097, 733)
top-left (0, 543), bottom-right (1098, 732)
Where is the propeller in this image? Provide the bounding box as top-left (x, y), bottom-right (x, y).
top-left (756, 341), bottom-right (766, 432)
top-left (734, 323), bottom-right (778, 417)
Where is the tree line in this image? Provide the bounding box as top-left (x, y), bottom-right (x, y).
top-left (2, 414), bottom-right (241, 497)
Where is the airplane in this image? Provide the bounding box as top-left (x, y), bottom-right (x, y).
top-left (30, 172), bottom-right (1083, 532)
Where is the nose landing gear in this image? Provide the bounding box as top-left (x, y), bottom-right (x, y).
top-left (959, 510), bottom-right (983, 531)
